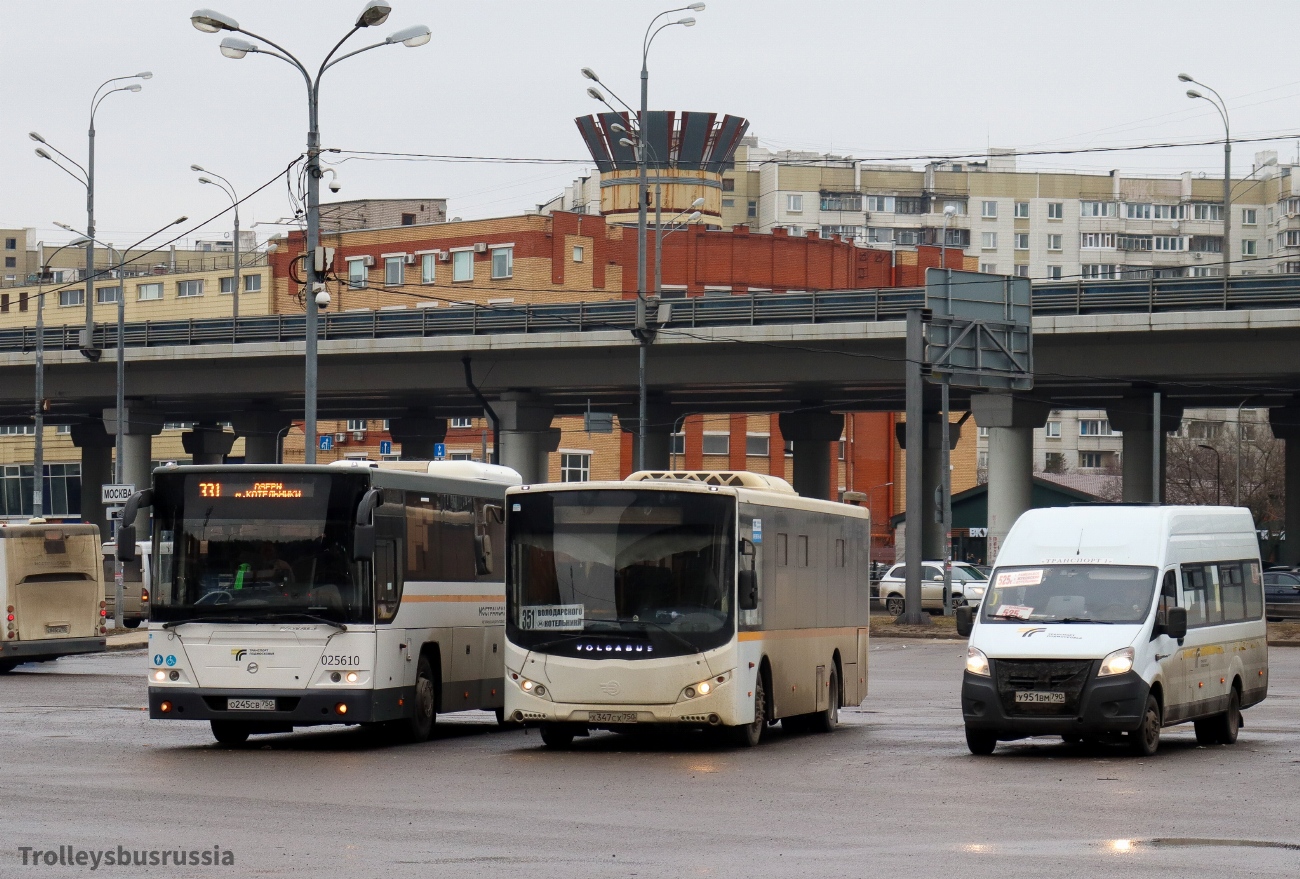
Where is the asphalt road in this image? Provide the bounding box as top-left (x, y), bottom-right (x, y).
top-left (1, 640), bottom-right (1298, 878)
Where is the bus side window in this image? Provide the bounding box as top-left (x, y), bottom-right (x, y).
top-left (375, 539), bottom-right (401, 623)
top-left (1182, 565), bottom-right (1209, 628)
top-left (1245, 561), bottom-right (1264, 619)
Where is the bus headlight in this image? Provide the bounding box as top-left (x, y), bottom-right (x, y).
top-left (152, 670), bottom-right (167, 682)
top-left (519, 678), bottom-right (547, 697)
top-left (965, 646), bottom-right (990, 676)
top-left (681, 670), bottom-right (732, 700)
top-left (1098, 647), bottom-right (1135, 677)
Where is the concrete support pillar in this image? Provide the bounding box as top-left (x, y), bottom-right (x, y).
top-left (1108, 392), bottom-right (1183, 504)
top-left (621, 401), bottom-right (677, 472)
top-left (231, 409), bottom-right (295, 464)
top-left (70, 421), bottom-right (113, 533)
top-left (388, 413), bottom-right (448, 461)
top-left (972, 393), bottom-right (1052, 562)
top-left (779, 411), bottom-right (843, 500)
top-left (495, 393), bottom-right (557, 484)
top-left (104, 406), bottom-right (162, 531)
top-left (1269, 407), bottom-right (1300, 566)
top-left (894, 413), bottom-right (964, 559)
top-left (181, 424), bottom-right (236, 465)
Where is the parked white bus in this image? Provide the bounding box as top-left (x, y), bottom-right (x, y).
top-left (1, 521), bottom-right (107, 671)
top-left (957, 505), bottom-right (1268, 756)
top-left (120, 460), bottom-right (519, 744)
top-left (504, 471), bottom-right (871, 748)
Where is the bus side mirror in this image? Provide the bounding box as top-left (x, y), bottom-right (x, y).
top-left (352, 488), bottom-right (382, 561)
top-left (116, 488), bottom-right (152, 562)
top-left (955, 606), bottom-right (974, 638)
top-left (475, 534), bottom-right (494, 576)
top-left (739, 570), bottom-right (759, 610)
top-left (1166, 607), bottom-right (1187, 640)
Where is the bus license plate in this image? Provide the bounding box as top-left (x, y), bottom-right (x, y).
top-left (1015, 691), bottom-right (1065, 704)
top-left (45, 625), bottom-right (70, 634)
top-left (589, 712), bottom-right (637, 724)
top-left (227, 699), bottom-right (276, 711)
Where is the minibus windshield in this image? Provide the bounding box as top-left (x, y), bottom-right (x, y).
top-left (980, 565), bottom-right (1157, 624)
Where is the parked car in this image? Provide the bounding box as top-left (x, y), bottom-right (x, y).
top-left (1263, 570), bottom-right (1300, 621)
top-left (879, 561), bottom-right (988, 616)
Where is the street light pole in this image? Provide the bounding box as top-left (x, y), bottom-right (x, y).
top-left (1235, 396), bottom-right (1256, 506)
top-left (192, 4), bottom-right (431, 464)
top-left (1198, 443), bottom-right (1222, 505)
top-left (32, 240), bottom-right (88, 517)
top-left (1181, 74), bottom-right (1231, 292)
top-left (193, 166), bottom-right (242, 319)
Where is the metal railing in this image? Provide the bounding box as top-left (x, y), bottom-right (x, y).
top-left (3, 274), bottom-right (1300, 354)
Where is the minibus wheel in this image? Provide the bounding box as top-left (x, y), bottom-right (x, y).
top-left (965, 726), bottom-right (997, 755)
top-left (1129, 695), bottom-right (1161, 757)
top-left (1199, 689), bottom-right (1241, 745)
top-left (210, 721), bottom-right (250, 745)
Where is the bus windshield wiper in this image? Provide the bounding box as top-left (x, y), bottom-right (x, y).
top-left (263, 613), bottom-right (347, 631)
top-left (1055, 617), bottom-right (1113, 624)
top-left (162, 616), bottom-right (247, 629)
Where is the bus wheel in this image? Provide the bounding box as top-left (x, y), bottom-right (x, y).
top-left (729, 674), bottom-right (766, 747)
top-left (123, 619), bottom-right (142, 629)
top-left (0, 661), bottom-right (18, 674)
top-left (539, 723), bottom-right (575, 749)
top-left (1207, 688), bottom-right (1241, 745)
top-left (210, 721), bottom-right (250, 745)
top-left (809, 667), bottom-right (840, 733)
top-left (965, 726), bottom-right (997, 755)
top-left (1128, 695), bottom-right (1161, 757)
top-left (885, 596), bottom-right (905, 617)
top-left (394, 654), bottom-right (437, 744)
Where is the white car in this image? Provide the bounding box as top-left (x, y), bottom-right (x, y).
top-left (879, 561), bottom-right (988, 616)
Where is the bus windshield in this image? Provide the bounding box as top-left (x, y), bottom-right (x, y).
top-left (980, 565), bottom-right (1157, 624)
top-left (150, 471), bottom-right (371, 624)
top-left (507, 489), bottom-right (735, 657)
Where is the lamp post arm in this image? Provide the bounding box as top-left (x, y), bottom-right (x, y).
top-left (320, 39), bottom-right (390, 75)
top-left (316, 25), bottom-right (363, 80)
top-left (39, 140), bottom-right (89, 181)
top-left (42, 156), bottom-right (89, 189)
top-left (91, 86), bottom-right (139, 122)
top-left (236, 27), bottom-right (313, 89)
top-left (642, 5), bottom-right (695, 57)
top-left (91, 74), bottom-right (142, 110)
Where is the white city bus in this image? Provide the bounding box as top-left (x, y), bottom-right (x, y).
top-left (1, 521), bottom-right (107, 672)
top-left (120, 460), bottom-right (519, 745)
top-left (504, 471), bottom-right (872, 748)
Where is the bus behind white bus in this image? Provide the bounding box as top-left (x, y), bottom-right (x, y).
top-left (123, 461), bottom-right (519, 744)
top-left (504, 471), bottom-right (871, 748)
top-left (1, 521), bottom-right (107, 672)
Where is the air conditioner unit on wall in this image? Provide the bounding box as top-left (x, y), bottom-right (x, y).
top-left (405, 253), bottom-right (416, 265)
top-left (438, 252), bottom-right (452, 262)
top-left (362, 255), bottom-right (374, 267)
top-left (352, 431), bottom-right (365, 441)
top-left (473, 242), bottom-right (488, 253)
top-left (334, 432), bottom-right (347, 444)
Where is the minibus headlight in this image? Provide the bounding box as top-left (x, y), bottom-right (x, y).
top-left (1098, 647), bottom-right (1135, 677)
top-left (965, 646), bottom-right (990, 677)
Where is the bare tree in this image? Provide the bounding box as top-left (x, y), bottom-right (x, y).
top-left (1165, 422), bottom-right (1284, 527)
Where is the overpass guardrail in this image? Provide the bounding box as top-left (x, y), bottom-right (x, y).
top-left (1, 274), bottom-right (1296, 354)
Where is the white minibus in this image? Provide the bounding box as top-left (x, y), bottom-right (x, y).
top-left (956, 505), bottom-right (1267, 756)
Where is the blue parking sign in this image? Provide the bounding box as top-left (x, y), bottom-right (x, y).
top-left (434, 442), bottom-right (446, 460)
top-left (380, 440), bottom-right (392, 456)
top-left (319, 434), bottom-right (333, 451)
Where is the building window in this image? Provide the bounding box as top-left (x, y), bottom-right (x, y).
top-left (1192, 203), bottom-right (1223, 221)
top-left (1186, 421), bottom-right (1219, 440)
top-left (178, 279), bottom-right (203, 298)
top-left (1014, 202), bottom-right (1029, 218)
top-left (981, 232), bottom-right (997, 250)
top-left (980, 263), bottom-right (997, 274)
top-left (1047, 202), bottom-right (1063, 220)
top-left (0, 463), bottom-right (81, 518)
top-left (4, 257), bottom-right (15, 268)
top-left (401, 212), bottom-right (416, 226)
top-left (0, 425), bottom-right (35, 435)
top-left (1079, 452), bottom-right (1104, 469)
top-left (895, 197), bottom-right (925, 215)
top-left (452, 250), bottom-right (473, 282)
top-left (981, 200), bottom-right (998, 218)
top-left (866, 195), bottom-right (895, 213)
top-left (1014, 233), bottom-right (1029, 250)
top-left (1047, 266), bottom-right (1062, 280)
top-left (820, 193), bottom-right (861, 212)
top-left (421, 253), bottom-right (437, 284)
top-left (491, 246), bottom-right (513, 279)
top-left (702, 433), bottom-right (729, 456)
top-left (786, 194), bottom-right (803, 213)
top-left (346, 419), bottom-right (367, 432)
top-left (1045, 421), bottom-right (1061, 438)
top-left (1079, 419), bottom-right (1112, 436)
top-left (745, 434), bottom-right (770, 457)
top-left (1080, 232), bottom-right (1115, 249)
top-left (347, 258), bottom-right (368, 289)
top-left (1080, 201), bottom-right (1116, 218)
top-left (96, 286), bottom-right (120, 304)
top-left (1014, 265), bottom-right (1030, 278)
top-left (385, 256), bottom-right (405, 287)
top-left (244, 274), bottom-right (261, 292)
top-left (1119, 234), bottom-right (1154, 252)
top-left (1242, 208), bottom-right (1257, 226)
top-left (671, 433), bottom-right (685, 456)
top-left (219, 276), bottom-right (235, 294)
top-left (978, 426), bottom-right (989, 438)
top-left (137, 282), bottom-right (163, 301)
top-left (1242, 239), bottom-right (1257, 256)
top-left (59, 289), bottom-right (84, 307)
top-left (1152, 204), bottom-right (1184, 220)
top-left (449, 417), bottom-right (473, 429)
top-left (1081, 264), bottom-right (1116, 279)
top-left (942, 199), bottom-right (966, 215)
top-left (1154, 236), bottom-right (1184, 251)
top-left (722, 177), bottom-right (735, 192)
top-left (560, 452), bottom-right (590, 482)
top-left (1125, 203), bottom-right (1152, 220)
top-left (4, 238), bottom-right (15, 250)
top-left (572, 246), bottom-right (584, 263)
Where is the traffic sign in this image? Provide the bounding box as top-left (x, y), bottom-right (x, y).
top-left (319, 435), bottom-right (333, 451)
top-left (380, 440), bottom-right (392, 456)
top-left (434, 442), bottom-right (446, 460)
top-left (101, 484), bottom-right (135, 505)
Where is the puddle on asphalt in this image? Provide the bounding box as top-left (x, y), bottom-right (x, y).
top-left (961, 838), bottom-right (1300, 855)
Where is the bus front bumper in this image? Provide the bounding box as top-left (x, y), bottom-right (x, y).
top-left (1, 637), bottom-right (105, 662)
top-left (961, 670), bottom-right (1149, 738)
top-left (507, 684), bottom-right (741, 728)
top-left (148, 686), bottom-right (413, 725)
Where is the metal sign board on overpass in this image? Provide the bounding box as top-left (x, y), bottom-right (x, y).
top-left (924, 268), bottom-right (1033, 390)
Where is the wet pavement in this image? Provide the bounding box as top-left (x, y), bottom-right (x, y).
top-left (1, 640), bottom-right (1297, 877)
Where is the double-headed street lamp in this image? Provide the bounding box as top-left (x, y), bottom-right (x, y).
top-left (582, 3), bottom-right (704, 470)
top-left (191, 2), bottom-right (430, 463)
top-left (1179, 73), bottom-right (1231, 287)
top-left (192, 165), bottom-right (244, 319)
top-left (31, 71), bottom-right (151, 360)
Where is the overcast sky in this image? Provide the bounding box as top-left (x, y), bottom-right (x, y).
top-left (3, 0), bottom-right (1299, 249)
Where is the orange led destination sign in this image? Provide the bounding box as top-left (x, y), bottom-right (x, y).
top-left (196, 481), bottom-right (309, 499)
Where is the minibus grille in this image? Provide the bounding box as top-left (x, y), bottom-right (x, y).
top-left (993, 659), bottom-right (1093, 716)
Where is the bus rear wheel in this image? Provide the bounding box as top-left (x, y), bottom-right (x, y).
top-left (210, 721), bottom-right (250, 745)
top-left (0, 660), bottom-right (18, 674)
top-left (729, 673), bottom-right (766, 747)
top-left (808, 667), bottom-right (840, 734)
top-left (1197, 688), bottom-right (1241, 745)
